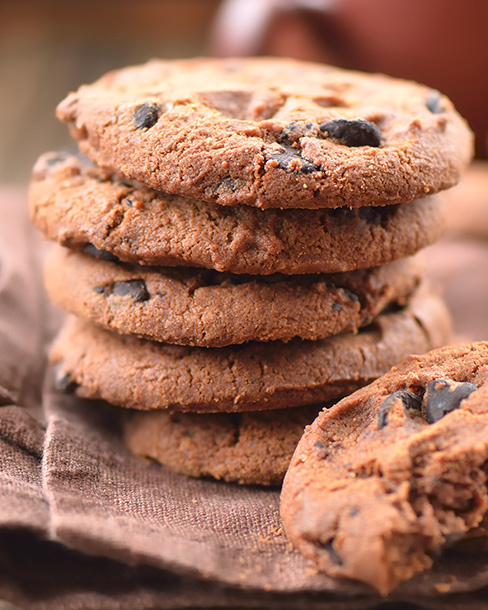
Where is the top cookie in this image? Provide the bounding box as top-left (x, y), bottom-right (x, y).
top-left (57, 57), bottom-right (473, 210)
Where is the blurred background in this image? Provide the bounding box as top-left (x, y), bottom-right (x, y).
top-left (1, 0), bottom-right (487, 185)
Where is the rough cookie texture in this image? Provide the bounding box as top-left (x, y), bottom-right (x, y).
top-left (49, 290), bottom-right (451, 413)
top-left (281, 342), bottom-right (488, 595)
top-left (124, 404), bottom-right (322, 486)
top-left (56, 57), bottom-right (473, 209)
top-left (45, 246), bottom-right (423, 347)
top-left (30, 151), bottom-right (446, 275)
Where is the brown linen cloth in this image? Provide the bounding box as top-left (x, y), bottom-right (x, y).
top-left (2, 189), bottom-right (488, 610)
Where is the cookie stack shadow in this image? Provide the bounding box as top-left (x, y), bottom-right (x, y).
top-left (29, 58), bottom-right (471, 487)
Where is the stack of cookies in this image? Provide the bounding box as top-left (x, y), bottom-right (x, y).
top-left (29, 58), bottom-right (472, 486)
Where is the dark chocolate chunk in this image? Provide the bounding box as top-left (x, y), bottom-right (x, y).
top-left (313, 441), bottom-right (329, 460)
top-left (112, 280), bottom-right (150, 302)
top-left (317, 539), bottom-right (343, 566)
top-left (343, 289), bottom-right (359, 304)
top-left (82, 244), bottom-right (120, 263)
top-left (298, 158), bottom-right (320, 174)
top-left (426, 91), bottom-right (445, 114)
top-left (134, 102), bottom-right (161, 129)
top-left (270, 148), bottom-right (320, 174)
top-left (319, 118), bottom-right (381, 147)
top-left (278, 121), bottom-right (317, 144)
top-left (378, 390), bottom-right (422, 428)
top-left (425, 378), bottom-right (477, 424)
top-left (55, 370), bottom-right (79, 394)
top-left (93, 285), bottom-right (109, 295)
top-left (331, 302), bottom-right (341, 312)
top-left (217, 176), bottom-right (237, 193)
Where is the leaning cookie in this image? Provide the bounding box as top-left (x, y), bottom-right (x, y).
top-left (44, 246), bottom-right (423, 347)
top-left (30, 150), bottom-right (446, 275)
top-left (56, 57), bottom-right (473, 209)
top-left (50, 289), bottom-right (451, 413)
top-left (124, 405), bottom-right (322, 486)
top-left (281, 342), bottom-right (488, 595)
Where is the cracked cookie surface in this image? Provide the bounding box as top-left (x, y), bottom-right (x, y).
top-left (56, 57), bottom-right (473, 209)
top-left (45, 245), bottom-right (423, 347)
top-left (49, 289), bottom-right (451, 412)
top-left (281, 342), bottom-right (488, 595)
top-left (30, 151), bottom-right (446, 275)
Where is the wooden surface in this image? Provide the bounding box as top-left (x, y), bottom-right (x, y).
top-left (0, 0), bottom-right (223, 186)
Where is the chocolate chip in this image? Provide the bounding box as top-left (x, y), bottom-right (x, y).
top-left (426, 91), bottom-right (445, 114)
top-left (270, 148), bottom-right (320, 174)
top-left (319, 119), bottom-right (381, 147)
top-left (278, 121), bottom-right (317, 144)
top-left (378, 390), bottom-right (422, 429)
top-left (55, 370), bottom-right (79, 394)
top-left (317, 538), bottom-right (342, 566)
top-left (93, 285), bottom-right (109, 295)
top-left (217, 176), bottom-right (237, 193)
top-left (82, 244), bottom-right (120, 263)
top-left (343, 289), bottom-right (359, 304)
top-left (298, 158), bottom-right (320, 174)
top-left (425, 378), bottom-right (477, 424)
top-left (133, 102), bottom-right (161, 129)
top-left (112, 280), bottom-right (150, 302)
top-left (332, 303), bottom-right (341, 312)
top-left (314, 441), bottom-right (329, 459)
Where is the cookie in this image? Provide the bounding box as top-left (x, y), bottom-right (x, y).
top-left (124, 404), bottom-right (322, 486)
top-left (280, 342), bottom-right (488, 595)
top-left (30, 151), bottom-right (446, 275)
top-left (50, 289), bottom-right (451, 413)
top-left (44, 245), bottom-right (423, 347)
top-left (56, 57), bottom-right (473, 209)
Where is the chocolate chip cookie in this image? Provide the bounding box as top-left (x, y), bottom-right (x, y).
top-left (281, 342), bottom-right (488, 595)
top-left (124, 404), bottom-right (322, 486)
top-left (30, 151), bottom-right (446, 275)
top-left (50, 289), bottom-right (451, 413)
top-left (45, 245), bottom-right (423, 347)
top-left (56, 57), bottom-right (473, 209)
